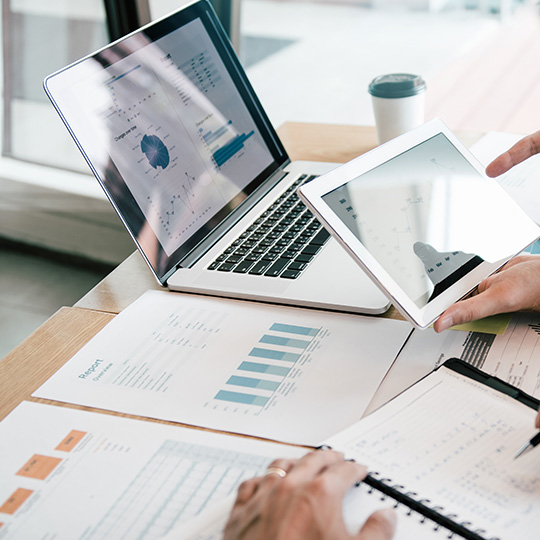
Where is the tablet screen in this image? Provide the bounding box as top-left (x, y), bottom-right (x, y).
top-left (322, 133), bottom-right (521, 308)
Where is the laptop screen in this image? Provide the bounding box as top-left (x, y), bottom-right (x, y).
top-left (44, 0), bottom-right (288, 282)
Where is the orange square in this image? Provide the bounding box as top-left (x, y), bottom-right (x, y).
top-left (0, 488), bottom-right (33, 515)
top-left (55, 430), bottom-right (86, 452)
top-left (16, 455), bottom-right (62, 481)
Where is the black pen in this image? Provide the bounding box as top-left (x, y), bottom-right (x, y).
top-left (514, 431), bottom-right (540, 459)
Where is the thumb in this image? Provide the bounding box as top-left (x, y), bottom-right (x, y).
top-left (433, 286), bottom-right (502, 333)
top-left (357, 508), bottom-right (397, 540)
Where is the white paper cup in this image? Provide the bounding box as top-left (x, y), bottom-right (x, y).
top-left (368, 74), bottom-right (426, 145)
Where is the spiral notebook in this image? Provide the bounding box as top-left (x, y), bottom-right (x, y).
top-left (171, 359), bottom-right (540, 540)
top-left (328, 359), bottom-right (540, 540)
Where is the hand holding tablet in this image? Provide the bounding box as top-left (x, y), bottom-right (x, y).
top-left (299, 119), bottom-right (540, 329)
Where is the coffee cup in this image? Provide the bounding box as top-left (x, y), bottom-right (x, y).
top-left (368, 73), bottom-right (427, 145)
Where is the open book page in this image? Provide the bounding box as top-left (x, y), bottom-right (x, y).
top-left (0, 402), bottom-right (306, 539)
top-left (327, 366), bottom-right (540, 539)
top-left (33, 290), bottom-right (411, 445)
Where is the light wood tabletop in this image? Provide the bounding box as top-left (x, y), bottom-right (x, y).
top-left (0, 308), bottom-right (113, 422)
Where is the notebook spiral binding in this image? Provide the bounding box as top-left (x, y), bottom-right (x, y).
top-left (363, 472), bottom-right (500, 540)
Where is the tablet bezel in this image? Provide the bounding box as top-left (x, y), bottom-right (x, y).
top-left (299, 119), bottom-right (540, 329)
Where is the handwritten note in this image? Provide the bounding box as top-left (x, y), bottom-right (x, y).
top-left (328, 367), bottom-right (540, 539)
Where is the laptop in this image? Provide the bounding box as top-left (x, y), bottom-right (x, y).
top-left (43, 0), bottom-right (389, 315)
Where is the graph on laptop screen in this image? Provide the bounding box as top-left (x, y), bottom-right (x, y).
top-left (57, 16), bottom-right (274, 260)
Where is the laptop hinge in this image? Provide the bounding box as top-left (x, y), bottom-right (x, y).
top-left (171, 164), bottom-right (291, 273)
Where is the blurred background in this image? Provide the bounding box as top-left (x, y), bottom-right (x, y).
top-left (1, 0), bottom-right (539, 358)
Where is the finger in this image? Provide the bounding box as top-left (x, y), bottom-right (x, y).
top-left (264, 458), bottom-right (296, 475)
top-left (357, 508), bottom-right (397, 540)
top-left (433, 286), bottom-right (503, 332)
top-left (309, 459), bottom-right (368, 498)
top-left (260, 458), bottom-right (297, 483)
top-left (286, 450), bottom-right (346, 482)
top-left (234, 477), bottom-right (261, 505)
top-left (536, 408), bottom-right (540, 430)
top-left (486, 130), bottom-right (540, 177)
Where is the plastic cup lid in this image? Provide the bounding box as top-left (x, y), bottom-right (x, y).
top-left (368, 73), bottom-right (426, 98)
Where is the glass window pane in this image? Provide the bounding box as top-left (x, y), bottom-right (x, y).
top-left (3, 0), bottom-right (108, 171)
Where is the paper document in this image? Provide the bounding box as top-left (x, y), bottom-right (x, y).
top-left (328, 366), bottom-right (540, 539)
top-left (471, 131), bottom-right (540, 224)
top-left (33, 290), bottom-right (412, 445)
top-left (0, 402), bottom-right (305, 539)
top-left (367, 310), bottom-right (540, 414)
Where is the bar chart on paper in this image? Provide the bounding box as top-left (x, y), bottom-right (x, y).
top-left (34, 291), bottom-right (411, 444)
top-left (211, 323), bottom-right (320, 411)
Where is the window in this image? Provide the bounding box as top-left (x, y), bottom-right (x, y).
top-left (2, 0), bottom-right (109, 171)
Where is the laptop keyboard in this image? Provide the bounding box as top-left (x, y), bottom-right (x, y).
top-left (207, 174), bottom-right (331, 279)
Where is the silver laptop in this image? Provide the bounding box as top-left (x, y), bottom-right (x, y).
top-left (43, 0), bottom-right (388, 314)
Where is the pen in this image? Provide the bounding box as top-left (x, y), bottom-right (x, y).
top-left (514, 431), bottom-right (540, 460)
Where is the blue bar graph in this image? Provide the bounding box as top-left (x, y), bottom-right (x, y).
top-left (249, 347), bottom-right (300, 363)
top-left (201, 120), bottom-right (232, 145)
top-left (227, 376), bottom-right (280, 391)
top-left (213, 322), bottom-right (320, 408)
top-left (212, 131), bottom-right (255, 167)
top-left (270, 323), bottom-right (319, 337)
top-left (238, 361), bottom-right (290, 377)
top-left (200, 120), bottom-right (255, 168)
top-left (215, 390), bottom-right (269, 406)
top-left (259, 334), bottom-right (311, 349)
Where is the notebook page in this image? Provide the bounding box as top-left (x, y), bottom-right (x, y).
top-left (326, 367), bottom-right (540, 540)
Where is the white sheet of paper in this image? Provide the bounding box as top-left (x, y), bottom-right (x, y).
top-left (328, 366), bottom-right (540, 539)
top-left (470, 131), bottom-right (540, 224)
top-left (33, 290), bottom-right (412, 445)
top-left (367, 310), bottom-right (540, 414)
top-left (0, 402), bottom-right (305, 539)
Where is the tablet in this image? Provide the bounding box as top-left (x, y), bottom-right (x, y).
top-left (299, 119), bottom-right (540, 329)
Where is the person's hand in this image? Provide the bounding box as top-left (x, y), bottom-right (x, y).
top-left (485, 129), bottom-right (540, 177)
top-left (536, 408), bottom-right (540, 430)
top-left (434, 254), bottom-right (540, 332)
top-left (223, 450), bottom-right (396, 540)
top-left (435, 129), bottom-right (540, 333)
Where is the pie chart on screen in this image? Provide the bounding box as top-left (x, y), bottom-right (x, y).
top-left (141, 134), bottom-right (170, 169)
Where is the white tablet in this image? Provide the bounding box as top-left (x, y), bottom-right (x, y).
top-left (299, 119), bottom-right (540, 329)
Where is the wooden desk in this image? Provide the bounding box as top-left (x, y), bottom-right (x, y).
top-left (0, 308), bottom-right (113, 421)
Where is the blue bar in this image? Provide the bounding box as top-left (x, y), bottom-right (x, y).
top-left (215, 390), bottom-right (269, 406)
top-left (203, 121), bottom-right (232, 145)
top-left (238, 362), bottom-right (290, 377)
top-left (106, 64), bottom-right (142, 85)
top-left (214, 136), bottom-right (244, 166)
top-left (270, 323), bottom-right (319, 337)
top-left (249, 348), bottom-right (300, 363)
top-left (227, 376), bottom-right (280, 391)
top-left (213, 131), bottom-right (255, 167)
top-left (259, 334), bottom-right (310, 349)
